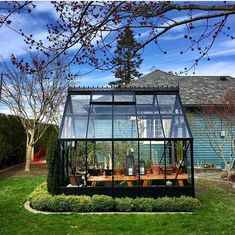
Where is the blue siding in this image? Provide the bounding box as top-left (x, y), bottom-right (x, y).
top-left (188, 112), bottom-right (235, 168)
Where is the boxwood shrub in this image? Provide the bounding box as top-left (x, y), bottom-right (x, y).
top-left (115, 197), bottom-right (134, 212)
top-left (28, 183), bottom-right (201, 212)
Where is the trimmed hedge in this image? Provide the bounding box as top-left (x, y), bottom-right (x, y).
top-left (28, 183), bottom-right (201, 213)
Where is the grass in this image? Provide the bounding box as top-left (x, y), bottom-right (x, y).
top-left (0, 176), bottom-right (235, 235)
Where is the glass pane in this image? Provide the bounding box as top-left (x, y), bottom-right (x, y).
top-left (68, 141), bottom-right (86, 187)
top-left (87, 115), bottom-right (112, 138)
top-left (114, 116), bottom-right (138, 138)
top-left (136, 95), bottom-right (154, 105)
top-left (113, 141), bottom-right (138, 187)
top-left (61, 116), bottom-right (74, 139)
top-left (113, 105), bottom-right (135, 115)
top-left (86, 141), bottom-right (113, 187)
top-left (139, 141), bottom-right (165, 186)
top-left (157, 95), bottom-right (176, 114)
top-left (73, 116), bottom-right (89, 138)
top-left (90, 105), bottom-right (112, 115)
top-left (136, 95), bottom-right (154, 114)
top-left (174, 96), bottom-right (183, 114)
top-left (92, 92), bottom-right (112, 102)
top-left (70, 95), bottom-right (90, 114)
top-left (170, 115), bottom-right (190, 138)
top-left (114, 92), bottom-right (134, 102)
top-left (161, 118), bottom-right (172, 138)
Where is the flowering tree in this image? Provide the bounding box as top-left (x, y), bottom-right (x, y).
top-left (20, 1), bottom-right (235, 74)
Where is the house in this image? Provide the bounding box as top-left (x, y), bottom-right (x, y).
top-left (128, 69), bottom-right (235, 168)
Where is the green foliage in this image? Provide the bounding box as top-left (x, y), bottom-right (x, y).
top-left (29, 183), bottom-right (200, 212)
top-left (115, 197), bottom-right (134, 212)
top-left (175, 195), bottom-right (201, 212)
top-left (153, 197), bottom-right (178, 212)
top-left (145, 159), bottom-right (152, 168)
top-left (67, 195), bottom-right (93, 212)
top-left (92, 195), bottom-right (114, 212)
top-left (110, 27), bottom-right (143, 85)
top-left (47, 131), bottom-right (61, 195)
top-left (0, 114), bottom-right (26, 168)
top-left (133, 198), bottom-right (155, 212)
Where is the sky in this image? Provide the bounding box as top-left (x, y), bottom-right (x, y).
top-left (1, 0), bottom-right (235, 114)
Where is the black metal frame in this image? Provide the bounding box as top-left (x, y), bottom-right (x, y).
top-left (57, 86), bottom-right (195, 198)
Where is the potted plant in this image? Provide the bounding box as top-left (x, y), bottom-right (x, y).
top-left (104, 153), bottom-right (112, 176)
top-left (146, 159), bottom-right (152, 175)
top-left (161, 164), bottom-right (173, 175)
top-left (114, 142), bottom-right (124, 176)
top-left (173, 160), bottom-right (183, 175)
top-left (151, 156), bottom-right (160, 175)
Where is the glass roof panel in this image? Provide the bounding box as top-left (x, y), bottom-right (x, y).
top-left (59, 91), bottom-right (192, 140)
top-left (92, 92), bottom-right (112, 102)
top-left (156, 95), bottom-right (176, 114)
top-left (136, 95), bottom-right (153, 104)
top-left (113, 105), bottom-right (135, 115)
top-left (90, 105), bottom-right (112, 115)
top-left (114, 92), bottom-right (134, 102)
top-left (69, 95), bottom-right (90, 114)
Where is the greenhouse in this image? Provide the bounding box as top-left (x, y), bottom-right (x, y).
top-left (58, 86), bottom-right (195, 198)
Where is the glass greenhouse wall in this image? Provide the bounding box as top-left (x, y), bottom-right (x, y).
top-left (58, 87), bottom-right (195, 198)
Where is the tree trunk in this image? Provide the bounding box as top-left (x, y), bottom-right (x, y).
top-left (223, 162), bottom-right (232, 180)
top-left (25, 143), bottom-right (33, 172)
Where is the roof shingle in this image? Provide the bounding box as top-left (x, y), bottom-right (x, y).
top-left (128, 70), bottom-right (235, 106)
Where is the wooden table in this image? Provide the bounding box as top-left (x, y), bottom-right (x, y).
top-left (87, 174), bottom-right (189, 187)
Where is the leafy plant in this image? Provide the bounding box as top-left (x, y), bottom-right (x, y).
top-left (146, 159), bottom-right (152, 168)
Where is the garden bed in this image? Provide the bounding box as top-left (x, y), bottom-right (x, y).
top-left (28, 183), bottom-right (201, 213)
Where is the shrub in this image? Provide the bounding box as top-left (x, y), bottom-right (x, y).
top-left (175, 196), bottom-right (201, 212)
top-left (115, 197), bottom-right (134, 212)
top-left (29, 183), bottom-right (201, 212)
top-left (133, 197), bottom-right (155, 212)
top-left (71, 196), bottom-right (93, 212)
top-left (92, 195), bottom-right (114, 212)
top-left (153, 197), bottom-right (178, 212)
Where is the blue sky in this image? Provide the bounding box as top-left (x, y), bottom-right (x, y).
top-left (1, 1), bottom-right (235, 113)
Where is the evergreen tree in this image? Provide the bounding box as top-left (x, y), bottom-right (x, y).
top-left (47, 132), bottom-right (61, 195)
top-left (110, 27), bottom-right (143, 86)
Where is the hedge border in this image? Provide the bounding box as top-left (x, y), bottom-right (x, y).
top-left (28, 183), bottom-right (201, 213)
top-left (24, 201), bottom-right (193, 215)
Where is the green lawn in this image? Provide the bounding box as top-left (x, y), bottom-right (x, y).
top-left (0, 176), bottom-right (235, 235)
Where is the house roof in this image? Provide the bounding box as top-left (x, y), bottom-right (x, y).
top-left (127, 70), bottom-right (235, 106)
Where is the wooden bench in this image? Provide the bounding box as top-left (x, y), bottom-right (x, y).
top-left (87, 174), bottom-right (189, 187)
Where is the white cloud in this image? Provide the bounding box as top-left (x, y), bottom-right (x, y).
top-left (210, 48), bottom-right (235, 57)
top-left (209, 39), bottom-right (235, 58)
top-left (195, 61), bottom-right (235, 77)
top-left (160, 33), bottom-right (184, 41)
top-left (34, 1), bottom-right (58, 18)
top-left (170, 61), bottom-right (235, 77)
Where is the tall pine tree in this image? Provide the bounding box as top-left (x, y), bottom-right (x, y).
top-left (110, 27), bottom-right (143, 86)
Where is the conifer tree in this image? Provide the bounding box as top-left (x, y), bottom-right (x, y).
top-left (110, 27), bottom-right (143, 86)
